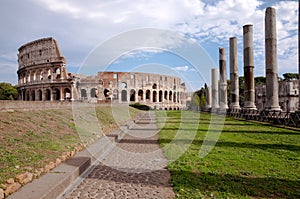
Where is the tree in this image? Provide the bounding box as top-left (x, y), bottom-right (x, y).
top-left (282, 73), bottom-right (299, 80)
top-left (0, 82), bottom-right (18, 100)
top-left (255, 76), bottom-right (266, 85)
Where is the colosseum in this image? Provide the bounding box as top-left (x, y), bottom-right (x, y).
top-left (17, 37), bottom-right (188, 110)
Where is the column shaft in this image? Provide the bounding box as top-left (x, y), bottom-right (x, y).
top-left (211, 68), bottom-right (219, 110)
top-left (243, 24), bottom-right (257, 110)
top-left (265, 7), bottom-right (281, 111)
top-left (219, 48), bottom-right (228, 109)
top-left (229, 37), bottom-right (241, 109)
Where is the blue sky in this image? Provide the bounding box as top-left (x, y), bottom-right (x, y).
top-left (0, 0), bottom-right (298, 91)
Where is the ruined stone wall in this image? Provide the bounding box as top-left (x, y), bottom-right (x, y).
top-left (77, 72), bottom-right (187, 110)
top-left (255, 80), bottom-right (299, 112)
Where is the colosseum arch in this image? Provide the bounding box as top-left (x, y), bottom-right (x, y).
top-left (138, 89), bottom-right (143, 101)
top-left (90, 88), bottom-right (97, 98)
top-left (81, 89), bottom-right (87, 99)
top-left (37, 90), bottom-right (43, 101)
top-left (46, 89), bottom-right (51, 101)
top-left (153, 91), bottom-right (157, 102)
top-left (146, 89), bottom-right (151, 102)
top-left (130, 89), bottom-right (136, 102)
top-left (53, 88), bottom-right (60, 101)
top-left (64, 88), bottom-right (71, 100)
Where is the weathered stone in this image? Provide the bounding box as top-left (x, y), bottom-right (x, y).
top-left (229, 37), bottom-right (241, 109)
top-left (243, 24), bottom-right (257, 110)
top-left (55, 158), bottom-right (62, 166)
top-left (265, 7), bottom-right (281, 111)
top-left (219, 47), bottom-right (228, 110)
top-left (16, 172), bottom-right (33, 185)
top-left (0, 188), bottom-right (4, 199)
top-left (211, 68), bottom-right (219, 111)
top-left (6, 178), bottom-right (14, 184)
top-left (3, 182), bottom-right (21, 197)
top-left (44, 162), bottom-right (56, 172)
top-left (34, 168), bottom-right (44, 178)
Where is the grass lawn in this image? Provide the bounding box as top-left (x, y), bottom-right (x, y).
top-left (0, 105), bottom-right (141, 186)
top-left (157, 111), bottom-right (300, 199)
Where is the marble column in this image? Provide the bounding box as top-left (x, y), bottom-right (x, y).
top-left (243, 24), bottom-right (257, 110)
top-left (219, 48), bottom-right (228, 110)
top-left (205, 86), bottom-right (211, 109)
top-left (229, 37), bottom-right (241, 109)
top-left (211, 68), bottom-right (219, 110)
top-left (265, 7), bottom-right (281, 111)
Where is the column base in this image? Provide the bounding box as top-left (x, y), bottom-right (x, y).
top-left (264, 106), bottom-right (281, 111)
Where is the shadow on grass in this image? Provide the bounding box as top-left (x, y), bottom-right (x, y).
top-left (170, 169), bottom-right (300, 198)
top-left (159, 138), bottom-right (300, 152)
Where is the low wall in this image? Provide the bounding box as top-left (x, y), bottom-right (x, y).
top-left (0, 101), bottom-right (73, 112)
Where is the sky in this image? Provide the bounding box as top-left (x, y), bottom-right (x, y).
top-left (0, 0), bottom-right (298, 91)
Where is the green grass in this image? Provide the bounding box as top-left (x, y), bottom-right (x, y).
top-left (157, 111), bottom-right (300, 198)
top-left (0, 104), bottom-right (141, 185)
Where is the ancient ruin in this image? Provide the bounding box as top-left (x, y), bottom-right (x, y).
top-left (243, 24), bottom-right (257, 110)
top-left (17, 37), bottom-right (75, 101)
top-left (17, 38), bottom-right (187, 110)
top-left (229, 37), bottom-right (240, 110)
top-left (219, 47), bottom-right (228, 110)
top-left (265, 7), bottom-right (281, 111)
top-left (211, 68), bottom-right (219, 110)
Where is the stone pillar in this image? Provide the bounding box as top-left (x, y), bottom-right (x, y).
top-left (205, 86), bottom-right (211, 109)
top-left (60, 87), bottom-right (64, 101)
top-left (219, 48), bottom-right (228, 110)
top-left (265, 7), bottom-right (281, 111)
top-left (243, 24), bottom-right (257, 110)
top-left (229, 37), bottom-right (241, 109)
top-left (211, 68), bottom-right (219, 110)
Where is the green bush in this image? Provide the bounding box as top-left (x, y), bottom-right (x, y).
top-left (129, 103), bottom-right (150, 110)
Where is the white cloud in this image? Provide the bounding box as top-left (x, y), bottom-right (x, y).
top-left (175, 65), bottom-right (189, 71)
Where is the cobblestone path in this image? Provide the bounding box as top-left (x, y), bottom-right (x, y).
top-left (66, 111), bottom-right (175, 199)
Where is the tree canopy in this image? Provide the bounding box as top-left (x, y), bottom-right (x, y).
top-left (0, 82), bottom-right (18, 100)
top-left (282, 73), bottom-right (299, 80)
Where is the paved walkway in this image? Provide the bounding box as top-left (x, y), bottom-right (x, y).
top-left (66, 111), bottom-right (175, 199)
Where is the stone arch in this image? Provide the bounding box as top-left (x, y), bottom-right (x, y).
top-left (173, 92), bottom-right (176, 102)
top-left (64, 88), bottom-right (71, 100)
top-left (146, 90), bottom-right (151, 101)
top-left (153, 91), bottom-right (157, 102)
top-left (38, 90), bottom-right (43, 101)
top-left (130, 89), bottom-right (136, 102)
top-left (81, 89), bottom-right (87, 99)
top-left (53, 88), bottom-right (60, 100)
top-left (169, 91), bottom-right (172, 101)
top-left (104, 88), bottom-right (110, 99)
top-left (121, 90), bottom-right (127, 102)
top-left (152, 83), bottom-right (157, 89)
top-left (47, 69), bottom-right (52, 80)
top-left (164, 91), bottom-right (168, 100)
top-left (159, 90), bottom-right (163, 102)
top-left (26, 90), bottom-right (30, 101)
top-left (31, 90), bottom-right (35, 101)
top-left (138, 89), bottom-right (143, 101)
top-left (46, 89), bottom-right (51, 100)
top-left (91, 88), bottom-right (97, 98)
top-left (121, 82), bottom-right (127, 89)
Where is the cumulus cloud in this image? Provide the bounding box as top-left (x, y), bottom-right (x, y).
top-left (0, 0), bottom-right (298, 85)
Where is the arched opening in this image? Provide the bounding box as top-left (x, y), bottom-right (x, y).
top-left (46, 89), bottom-right (51, 101)
top-left (64, 88), bottom-right (71, 100)
top-left (121, 82), bottom-right (127, 89)
top-left (169, 91), bottom-right (172, 101)
top-left (159, 90), bottom-right (163, 102)
top-left (164, 91), bottom-right (168, 100)
top-left (47, 69), bottom-right (51, 80)
top-left (173, 92), bottom-right (176, 102)
top-left (130, 89), bottom-right (135, 102)
top-left (38, 90), bottom-right (42, 101)
top-left (81, 89), bottom-right (87, 99)
top-left (121, 90), bottom-right (127, 102)
top-left (146, 90), bottom-right (150, 101)
top-left (26, 91), bottom-right (30, 101)
top-left (31, 90), bottom-right (35, 101)
top-left (53, 88), bottom-right (60, 101)
top-left (55, 68), bottom-right (61, 79)
top-left (152, 83), bottom-right (157, 89)
top-left (91, 88), bottom-right (97, 98)
top-left (104, 88), bottom-right (111, 100)
top-left (138, 90), bottom-right (143, 101)
top-left (153, 91), bottom-right (157, 102)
